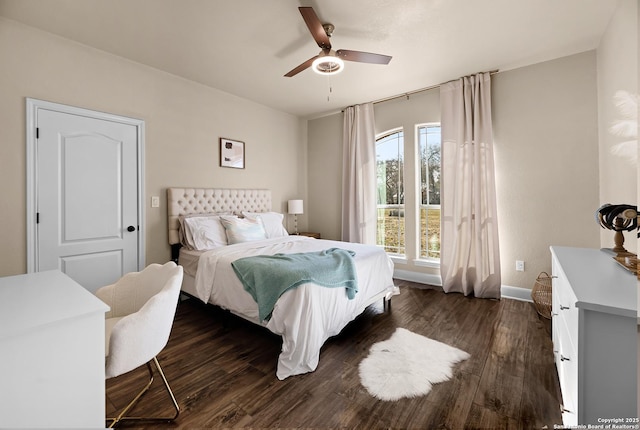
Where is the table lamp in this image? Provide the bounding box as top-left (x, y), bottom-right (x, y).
top-left (288, 199), bottom-right (303, 234)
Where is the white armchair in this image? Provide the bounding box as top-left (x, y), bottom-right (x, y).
top-left (96, 262), bottom-right (183, 428)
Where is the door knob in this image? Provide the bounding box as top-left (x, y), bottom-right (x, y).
top-left (127, 225), bottom-right (136, 232)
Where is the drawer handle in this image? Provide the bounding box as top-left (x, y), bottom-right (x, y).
top-left (560, 305), bottom-right (570, 310)
top-left (560, 355), bottom-right (570, 362)
top-left (562, 407), bottom-right (573, 414)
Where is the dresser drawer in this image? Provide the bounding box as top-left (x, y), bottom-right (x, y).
top-left (555, 318), bottom-right (578, 425)
top-left (552, 262), bottom-right (579, 351)
top-left (554, 268), bottom-right (577, 311)
top-left (556, 304), bottom-right (578, 352)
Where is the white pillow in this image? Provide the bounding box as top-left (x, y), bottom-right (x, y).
top-left (242, 211), bottom-right (289, 238)
top-left (179, 213), bottom-right (230, 249)
top-left (220, 215), bottom-right (267, 244)
top-left (183, 216), bottom-right (228, 250)
top-left (178, 214), bottom-right (196, 249)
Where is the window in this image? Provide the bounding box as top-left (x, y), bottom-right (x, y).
top-left (375, 124), bottom-right (441, 262)
top-left (418, 124), bottom-right (441, 259)
top-left (376, 129), bottom-right (404, 255)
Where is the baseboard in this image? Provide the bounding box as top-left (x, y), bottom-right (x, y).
top-left (500, 284), bottom-right (532, 302)
top-left (393, 269), bottom-right (532, 302)
top-left (393, 269), bottom-right (442, 287)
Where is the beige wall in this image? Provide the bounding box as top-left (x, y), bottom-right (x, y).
top-left (2, 2), bottom-right (634, 292)
top-left (307, 51), bottom-right (601, 290)
top-left (0, 17), bottom-right (306, 277)
top-left (307, 114), bottom-right (343, 241)
top-left (492, 51), bottom-right (600, 289)
top-left (596, 0), bottom-right (638, 254)
top-left (303, 0), bottom-right (635, 293)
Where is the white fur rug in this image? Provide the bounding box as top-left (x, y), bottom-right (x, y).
top-left (358, 328), bottom-right (470, 401)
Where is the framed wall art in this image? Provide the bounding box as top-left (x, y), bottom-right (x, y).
top-left (219, 137), bottom-right (245, 169)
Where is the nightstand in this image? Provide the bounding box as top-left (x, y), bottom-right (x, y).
top-left (296, 232), bottom-right (320, 239)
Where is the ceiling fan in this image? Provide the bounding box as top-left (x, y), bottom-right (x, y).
top-left (284, 7), bottom-right (392, 77)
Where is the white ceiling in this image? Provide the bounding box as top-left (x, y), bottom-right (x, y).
top-left (0, 0), bottom-right (617, 118)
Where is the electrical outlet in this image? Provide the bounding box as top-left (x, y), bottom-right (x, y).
top-left (151, 196), bottom-right (160, 208)
top-left (515, 260), bottom-right (525, 272)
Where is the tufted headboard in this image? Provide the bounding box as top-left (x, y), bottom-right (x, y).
top-left (167, 187), bottom-right (272, 248)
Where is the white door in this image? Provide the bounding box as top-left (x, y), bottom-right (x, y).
top-left (34, 106), bottom-right (141, 292)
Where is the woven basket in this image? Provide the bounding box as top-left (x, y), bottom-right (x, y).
top-left (531, 271), bottom-right (553, 319)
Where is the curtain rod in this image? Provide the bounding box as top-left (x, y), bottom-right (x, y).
top-left (349, 69), bottom-right (500, 109)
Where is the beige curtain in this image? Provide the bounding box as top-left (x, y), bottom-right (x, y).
top-left (342, 103), bottom-right (377, 244)
top-left (440, 73), bottom-right (501, 298)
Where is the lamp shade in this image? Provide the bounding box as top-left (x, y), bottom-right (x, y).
top-left (288, 200), bottom-right (303, 215)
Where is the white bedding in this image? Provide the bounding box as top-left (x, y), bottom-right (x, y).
top-left (191, 235), bottom-right (396, 379)
top-left (178, 247), bottom-right (202, 278)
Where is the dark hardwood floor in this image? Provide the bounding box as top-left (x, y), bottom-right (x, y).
top-left (106, 280), bottom-right (563, 429)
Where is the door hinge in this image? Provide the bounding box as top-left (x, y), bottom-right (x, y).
top-left (36, 212), bottom-right (40, 224)
top-left (36, 127), bottom-right (39, 139)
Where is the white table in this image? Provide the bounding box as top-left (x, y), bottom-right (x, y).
top-left (0, 270), bottom-right (109, 428)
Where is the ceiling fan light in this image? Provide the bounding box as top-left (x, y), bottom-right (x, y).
top-left (312, 56), bottom-right (344, 75)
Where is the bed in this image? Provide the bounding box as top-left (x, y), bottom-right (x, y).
top-left (167, 187), bottom-right (397, 379)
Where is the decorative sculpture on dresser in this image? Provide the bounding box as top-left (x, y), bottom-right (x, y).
top-left (595, 203), bottom-right (637, 256)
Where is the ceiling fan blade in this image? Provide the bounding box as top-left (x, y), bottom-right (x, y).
top-left (298, 7), bottom-right (331, 51)
top-left (336, 49), bottom-right (392, 65)
top-left (284, 55), bottom-right (319, 77)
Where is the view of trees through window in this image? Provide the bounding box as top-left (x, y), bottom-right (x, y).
top-left (376, 130), bottom-right (404, 255)
top-left (375, 125), bottom-right (441, 259)
top-left (418, 124), bottom-right (441, 259)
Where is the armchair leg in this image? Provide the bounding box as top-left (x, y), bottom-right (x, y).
top-left (107, 356), bottom-right (180, 428)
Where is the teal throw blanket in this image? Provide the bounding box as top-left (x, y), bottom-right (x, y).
top-left (231, 248), bottom-right (358, 321)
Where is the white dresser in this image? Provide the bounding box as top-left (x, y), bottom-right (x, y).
top-left (0, 270), bottom-right (109, 428)
top-left (550, 246), bottom-right (637, 426)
